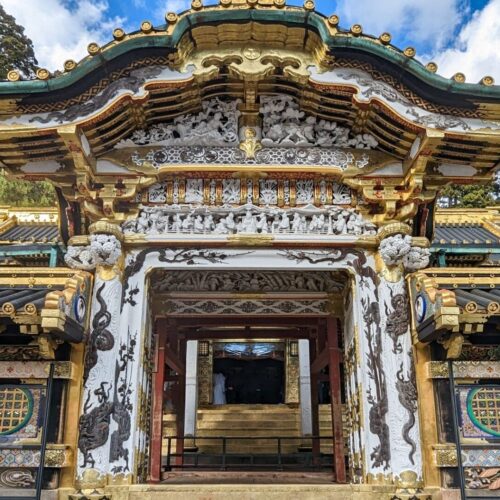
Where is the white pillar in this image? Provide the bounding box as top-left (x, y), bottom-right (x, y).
top-left (298, 339), bottom-right (313, 436)
top-left (184, 340), bottom-right (199, 437)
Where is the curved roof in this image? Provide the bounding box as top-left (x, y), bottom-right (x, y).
top-left (0, 2), bottom-right (498, 102)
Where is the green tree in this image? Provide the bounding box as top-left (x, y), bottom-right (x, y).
top-left (0, 4), bottom-right (38, 79)
top-left (439, 182), bottom-right (499, 208)
top-left (0, 173), bottom-right (56, 207)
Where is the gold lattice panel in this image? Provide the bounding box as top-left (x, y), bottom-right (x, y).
top-left (468, 387), bottom-right (500, 436)
top-left (0, 386), bottom-right (32, 435)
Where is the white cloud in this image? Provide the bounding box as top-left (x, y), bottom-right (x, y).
top-left (335, 0), bottom-right (465, 51)
top-left (428, 0), bottom-right (500, 82)
top-left (2, 0), bottom-right (125, 72)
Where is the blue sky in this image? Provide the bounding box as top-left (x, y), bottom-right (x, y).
top-left (3, 0), bottom-right (500, 82)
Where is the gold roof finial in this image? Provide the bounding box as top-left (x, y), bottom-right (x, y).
top-left (113, 28), bottom-right (125, 40)
top-left (452, 72), bottom-right (466, 83)
top-left (426, 62), bottom-right (438, 73)
top-left (304, 0), bottom-right (315, 11)
top-left (480, 76), bottom-right (495, 86)
top-left (191, 0), bottom-right (203, 10)
top-left (379, 32), bottom-right (391, 45)
top-left (7, 70), bottom-right (20, 82)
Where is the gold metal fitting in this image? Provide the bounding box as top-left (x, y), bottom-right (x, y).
top-left (113, 28), bottom-right (125, 40)
top-left (328, 15), bottom-right (339, 27)
top-left (165, 12), bottom-right (178, 23)
top-left (480, 75), bottom-right (495, 86)
top-left (404, 46), bottom-right (416, 58)
top-left (379, 32), bottom-right (391, 44)
top-left (6, 70), bottom-right (20, 82)
top-left (220, 0), bottom-right (231, 6)
top-left (350, 24), bottom-right (363, 36)
top-left (426, 61), bottom-right (438, 73)
top-left (304, 0), bottom-right (315, 11)
top-left (452, 72), bottom-right (466, 83)
top-left (63, 60), bottom-right (77, 72)
top-left (191, 0), bottom-right (203, 10)
top-left (247, 0), bottom-right (258, 7)
top-left (36, 68), bottom-right (50, 80)
top-left (89, 220), bottom-right (124, 241)
top-left (87, 42), bottom-right (101, 55)
top-left (377, 222), bottom-right (412, 241)
top-left (141, 21), bottom-right (153, 33)
top-left (274, 0), bottom-right (285, 7)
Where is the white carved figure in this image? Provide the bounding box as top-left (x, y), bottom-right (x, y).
top-left (194, 215), bottom-right (205, 233)
top-left (260, 95), bottom-right (378, 149)
top-left (403, 246), bottom-right (430, 272)
top-left (65, 234), bottom-right (121, 270)
top-left (256, 214), bottom-right (269, 233)
top-left (89, 234), bottom-right (122, 266)
top-left (240, 210), bottom-right (258, 233)
top-left (204, 215), bottom-right (215, 232)
top-left (116, 98), bottom-right (241, 149)
top-left (379, 234), bottom-right (413, 266)
top-left (65, 245), bottom-right (96, 270)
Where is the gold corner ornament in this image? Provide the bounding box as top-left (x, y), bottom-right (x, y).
top-left (88, 219), bottom-right (124, 241)
top-left (239, 128), bottom-right (262, 159)
top-left (376, 222), bottom-right (412, 241)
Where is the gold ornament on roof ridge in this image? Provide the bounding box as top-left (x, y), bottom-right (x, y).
top-left (426, 62), bottom-right (438, 73)
top-left (36, 69), bottom-right (50, 80)
top-left (87, 42), bottom-right (101, 55)
top-left (191, 0), bottom-right (203, 10)
top-left (141, 21), bottom-right (153, 33)
top-left (480, 75), bottom-right (494, 86)
top-left (328, 15), bottom-right (339, 27)
top-left (303, 0), bottom-right (315, 11)
top-left (6, 70), bottom-right (20, 82)
top-left (63, 60), bottom-right (77, 72)
top-left (404, 47), bottom-right (416, 58)
top-left (379, 32), bottom-right (391, 44)
top-left (452, 72), bottom-right (466, 83)
top-left (113, 28), bottom-right (125, 40)
top-left (166, 12), bottom-right (178, 24)
top-left (350, 24), bottom-right (363, 36)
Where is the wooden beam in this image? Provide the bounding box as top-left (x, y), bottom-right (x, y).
top-left (164, 317), bottom-right (324, 327)
top-left (165, 345), bottom-right (185, 375)
top-left (310, 345), bottom-right (329, 374)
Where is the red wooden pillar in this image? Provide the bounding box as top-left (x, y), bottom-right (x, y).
top-left (327, 317), bottom-right (346, 483)
top-left (149, 322), bottom-right (167, 482)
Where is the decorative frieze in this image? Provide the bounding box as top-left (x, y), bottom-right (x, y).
top-left (151, 270), bottom-right (345, 294)
top-left (122, 204), bottom-right (376, 237)
top-left (0, 361), bottom-right (73, 379)
top-left (144, 178), bottom-right (352, 207)
top-left (0, 446), bottom-right (71, 468)
top-left (161, 298), bottom-right (331, 316)
top-left (427, 361), bottom-right (500, 379)
top-left (129, 145), bottom-right (371, 169)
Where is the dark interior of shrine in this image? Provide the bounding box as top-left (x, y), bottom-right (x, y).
top-left (213, 358), bottom-right (284, 404)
